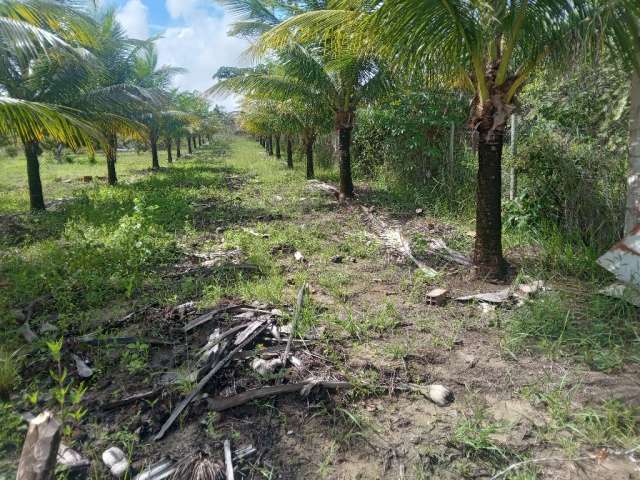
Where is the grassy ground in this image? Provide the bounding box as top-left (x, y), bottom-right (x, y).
top-left (0, 137), bottom-right (638, 479)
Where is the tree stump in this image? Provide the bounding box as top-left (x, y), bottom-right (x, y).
top-left (17, 411), bottom-right (61, 480)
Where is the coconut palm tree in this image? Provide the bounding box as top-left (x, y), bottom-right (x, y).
top-left (0, 1), bottom-right (110, 210)
top-left (209, 43), bottom-right (387, 193)
top-left (258, 0), bottom-right (628, 277)
top-left (133, 42), bottom-right (186, 170)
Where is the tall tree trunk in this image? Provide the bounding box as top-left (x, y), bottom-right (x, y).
top-left (305, 134), bottom-right (315, 179)
top-left (176, 137), bottom-right (182, 159)
top-left (474, 132), bottom-right (507, 278)
top-left (198, 136), bottom-right (202, 147)
top-left (267, 135), bottom-right (273, 156)
top-left (275, 134), bottom-right (281, 159)
top-left (625, 71), bottom-right (640, 235)
top-left (24, 140), bottom-right (45, 211)
top-left (106, 133), bottom-right (118, 186)
top-left (150, 131), bottom-right (160, 171)
top-left (286, 136), bottom-right (293, 169)
top-left (338, 127), bottom-right (354, 197)
top-left (188, 136), bottom-right (193, 154)
top-left (166, 137), bottom-right (173, 163)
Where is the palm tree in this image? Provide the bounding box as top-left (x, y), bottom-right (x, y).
top-left (0, 0), bottom-right (104, 210)
top-left (210, 43), bottom-right (387, 192)
top-left (259, 0), bottom-right (620, 277)
top-left (133, 42), bottom-right (185, 170)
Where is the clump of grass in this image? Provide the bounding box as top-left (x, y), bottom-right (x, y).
top-left (453, 406), bottom-right (508, 463)
top-left (504, 290), bottom-right (640, 371)
top-left (332, 302), bottom-right (401, 340)
top-left (521, 380), bottom-right (640, 451)
top-left (0, 349), bottom-right (20, 400)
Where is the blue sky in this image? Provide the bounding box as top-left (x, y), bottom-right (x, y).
top-left (102, 0), bottom-right (249, 109)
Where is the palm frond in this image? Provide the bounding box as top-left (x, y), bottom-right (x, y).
top-left (0, 96), bottom-right (102, 148)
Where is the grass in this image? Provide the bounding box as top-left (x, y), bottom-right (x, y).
top-left (504, 289), bottom-right (640, 371)
top-left (1, 135), bottom-right (638, 478)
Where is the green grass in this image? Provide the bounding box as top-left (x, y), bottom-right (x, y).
top-left (504, 289), bottom-right (640, 371)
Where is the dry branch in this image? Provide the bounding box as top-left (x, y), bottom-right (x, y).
top-left (282, 283), bottom-right (307, 365)
top-left (183, 304), bottom-right (241, 332)
top-left (154, 320), bottom-right (269, 441)
top-left (206, 381), bottom-right (351, 411)
top-left (223, 440), bottom-right (234, 480)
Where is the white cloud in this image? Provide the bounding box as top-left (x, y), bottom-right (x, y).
top-left (116, 0), bottom-right (149, 40)
top-left (165, 0), bottom-right (202, 19)
top-left (156, 13), bottom-right (250, 111)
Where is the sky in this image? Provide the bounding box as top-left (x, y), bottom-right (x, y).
top-left (102, 0), bottom-right (250, 110)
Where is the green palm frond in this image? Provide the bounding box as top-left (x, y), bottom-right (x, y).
top-left (0, 96), bottom-right (102, 148)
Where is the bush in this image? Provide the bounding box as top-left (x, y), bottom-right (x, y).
top-left (504, 125), bottom-right (625, 248)
top-left (352, 91), bottom-right (467, 184)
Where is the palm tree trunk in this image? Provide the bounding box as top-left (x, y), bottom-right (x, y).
top-left (188, 136), bottom-right (193, 154)
top-left (275, 134), bottom-right (281, 159)
top-left (176, 137), bottom-right (182, 159)
top-left (286, 136), bottom-right (293, 169)
top-left (166, 137), bottom-right (173, 163)
top-left (474, 132), bottom-right (507, 278)
top-left (305, 135), bottom-right (315, 179)
top-left (24, 140), bottom-right (45, 211)
top-left (151, 131), bottom-right (160, 171)
top-left (338, 127), bottom-right (354, 197)
top-left (106, 133), bottom-right (118, 186)
top-left (625, 71), bottom-right (640, 235)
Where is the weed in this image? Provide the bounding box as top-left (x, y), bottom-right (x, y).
top-left (453, 406), bottom-right (508, 463)
top-left (121, 342), bottom-right (150, 375)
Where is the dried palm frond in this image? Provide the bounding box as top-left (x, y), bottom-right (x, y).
top-left (171, 451), bottom-right (224, 480)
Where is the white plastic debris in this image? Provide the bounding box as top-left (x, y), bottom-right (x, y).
top-left (251, 358), bottom-right (283, 375)
top-left (72, 354), bottom-right (93, 378)
top-left (102, 447), bottom-right (129, 478)
top-left (294, 251), bottom-right (305, 262)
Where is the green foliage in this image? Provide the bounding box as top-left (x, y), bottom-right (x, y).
top-left (504, 124), bottom-right (625, 249)
top-left (121, 342), bottom-right (150, 375)
top-left (0, 349), bottom-right (20, 400)
top-left (353, 91), bottom-right (467, 183)
top-left (504, 291), bottom-right (640, 371)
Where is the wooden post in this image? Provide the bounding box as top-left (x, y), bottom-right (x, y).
top-left (509, 114), bottom-right (518, 201)
top-left (626, 71), bottom-right (640, 235)
top-left (17, 411), bottom-right (61, 480)
top-left (448, 121), bottom-right (455, 179)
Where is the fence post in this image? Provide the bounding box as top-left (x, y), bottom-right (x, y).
top-left (509, 114), bottom-right (518, 201)
top-left (448, 121), bottom-right (455, 179)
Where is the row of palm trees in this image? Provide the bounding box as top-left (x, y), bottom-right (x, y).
top-left (213, 0), bottom-right (640, 279)
top-left (0, 0), bottom-right (218, 211)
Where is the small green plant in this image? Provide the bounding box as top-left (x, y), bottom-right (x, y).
top-left (45, 338), bottom-right (87, 435)
top-left (454, 407), bottom-right (508, 463)
top-left (203, 411), bottom-right (221, 440)
top-left (121, 342), bottom-right (149, 374)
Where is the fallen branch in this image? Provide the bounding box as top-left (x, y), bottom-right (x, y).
top-left (206, 381), bottom-right (351, 411)
top-left (282, 283), bottom-right (307, 365)
top-left (154, 320), bottom-right (269, 441)
top-left (183, 304), bottom-right (240, 332)
top-left (223, 440), bottom-right (234, 480)
top-left (100, 389), bottom-right (162, 411)
top-left (74, 336), bottom-right (174, 346)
